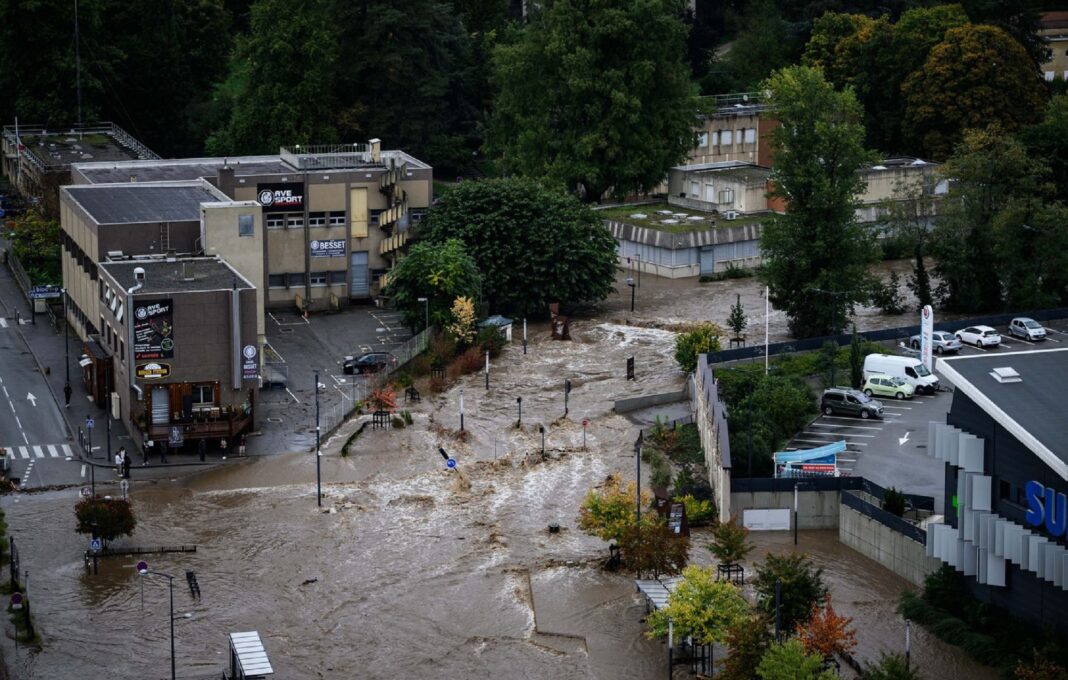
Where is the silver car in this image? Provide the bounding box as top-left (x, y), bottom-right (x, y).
top-left (909, 330), bottom-right (962, 355)
top-left (1009, 317), bottom-right (1046, 341)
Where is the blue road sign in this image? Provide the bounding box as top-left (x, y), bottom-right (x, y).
top-left (90, 538), bottom-right (102, 553)
top-left (446, 458), bottom-right (457, 469)
top-left (85, 417), bottom-right (95, 429)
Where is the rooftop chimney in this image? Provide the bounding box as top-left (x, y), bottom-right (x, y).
top-left (217, 165), bottom-right (236, 198)
top-left (369, 138), bottom-right (381, 164)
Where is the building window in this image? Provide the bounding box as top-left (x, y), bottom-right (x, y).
top-left (328, 270), bottom-right (347, 285)
top-left (328, 212), bottom-right (346, 226)
top-left (287, 272), bottom-right (306, 287)
top-left (1045, 71), bottom-right (1055, 82)
top-left (718, 189), bottom-right (734, 204)
top-left (287, 215), bottom-right (304, 228)
top-left (310, 273), bottom-right (328, 286)
top-left (410, 208), bottom-right (427, 224)
top-left (266, 216), bottom-right (285, 229)
top-left (120, 339), bottom-right (124, 362)
top-left (191, 384), bottom-right (215, 407)
top-left (370, 209), bottom-right (384, 227)
top-left (711, 131), bottom-right (720, 147)
top-left (690, 181), bottom-right (700, 198)
top-left (308, 212), bottom-right (327, 227)
top-left (238, 214), bottom-right (255, 236)
top-left (999, 479), bottom-right (1011, 501)
top-left (268, 274), bottom-right (287, 288)
top-left (116, 302), bottom-right (124, 322)
top-left (744, 128), bottom-right (756, 144)
top-left (721, 130), bottom-right (733, 146)
top-left (696, 131), bottom-right (708, 148)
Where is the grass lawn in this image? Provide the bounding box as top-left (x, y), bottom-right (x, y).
top-left (597, 202), bottom-right (767, 233)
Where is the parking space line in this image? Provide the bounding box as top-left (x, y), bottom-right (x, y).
top-left (809, 423), bottom-right (882, 430)
top-left (803, 431), bottom-right (874, 438)
top-left (821, 416), bottom-right (894, 423)
top-left (793, 438), bottom-right (868, 446)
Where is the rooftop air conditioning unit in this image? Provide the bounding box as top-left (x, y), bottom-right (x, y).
top-left (724, 211), bottom-right (739, 220)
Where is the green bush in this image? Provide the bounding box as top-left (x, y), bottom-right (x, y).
top-left (674, 494), bottom-right (716, 526)
top-left (882, 487), bottom-right (906, 517)
top-left (674, 323), bottom-right (723, 372)
top-left (477, 326), bottom-right (507, 358)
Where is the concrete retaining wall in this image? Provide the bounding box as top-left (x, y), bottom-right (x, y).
top-left (839, 504), bottom-right (941, 587)
top-left (730, 490), bottom-right (841, 529)
top-left (612, 387), bottom-right (690, 414)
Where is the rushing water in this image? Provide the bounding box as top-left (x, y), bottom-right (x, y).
top-left (0, 286), bottom-right (997, 680)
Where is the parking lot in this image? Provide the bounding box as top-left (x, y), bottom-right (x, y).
top-left (781, 317), bottom-right (1068, 510)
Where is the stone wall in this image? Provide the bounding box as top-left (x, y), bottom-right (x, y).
top-left (693, 355), bottom-right (731, 523)
top-left (839, 504), bottom-right (941, 587)
top-left (730, 490), bottom-right (841, 529)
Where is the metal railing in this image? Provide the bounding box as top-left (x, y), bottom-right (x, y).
top-left (2, 122), bottom-right (158, 170)
top-left (280, 143), bottom-right (374, 170)
top-left (842, 489), bottom-right (927, 544)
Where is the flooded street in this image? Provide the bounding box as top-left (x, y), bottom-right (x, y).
top-left (0, 270), bottom-right (996, 679)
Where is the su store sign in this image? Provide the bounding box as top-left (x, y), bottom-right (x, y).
top-left (1025, 480), bottom-right (1068, 538)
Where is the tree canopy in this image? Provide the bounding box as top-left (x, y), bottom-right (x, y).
top-left (759, 65), bottom-right (878, 338)
top-left (488, 0), bottom-right (697, 201)
top-left (644, 566), bottom-right (751, 645)
top-left (578, 474), bottom-right (653, 545)
top-left (419, 178), bottom-right (619, 317)
top-left (902, 23), bottom-right (1046, 160)
top-left (383, 239), bottom-right (482, 331)
top-left (753, 552), bottom-right (828, 631)
top-left (757, 639), bottom-right (837, 680)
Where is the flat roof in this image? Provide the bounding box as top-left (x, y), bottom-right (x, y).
top-left (64, 181), bottom-right (228, 224)
top-left (73, 149), bottom-right (430, 185)
top-left (938, 348), bottom-right (1068, 480)
top-left (100, 257), bottom-right (253, 294)
top-left (3, 123), bottom-right (157, 169)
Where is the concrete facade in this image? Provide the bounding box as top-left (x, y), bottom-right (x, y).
top-left (731, 490), bottom-right (842, 529)
top-left (1039, 12), bottom-right (1068, 81)
top-left (839, 504), bottom-right (941, 586)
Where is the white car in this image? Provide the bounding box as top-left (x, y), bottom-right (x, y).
top-left (1009, 317), bottom-right (1046, 341)
top-left (956, 325), bottom-right (1001, 348)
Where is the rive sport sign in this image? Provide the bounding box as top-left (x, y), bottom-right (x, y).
top-left (257, 182), bottom-right (304, 212)
top-left (133, 300), bottom-right (174, 360)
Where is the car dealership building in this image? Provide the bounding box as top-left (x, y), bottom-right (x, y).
top-left (925, 348), bottom-right (1068, 629)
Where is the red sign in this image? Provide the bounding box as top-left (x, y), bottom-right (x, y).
top-left (801, 464), bottom-right (836, 472)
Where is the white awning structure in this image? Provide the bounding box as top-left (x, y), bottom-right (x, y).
top-left (229, 631), bottom-right (273, 678)
top-left (635, 577), bottom-right (682, 610)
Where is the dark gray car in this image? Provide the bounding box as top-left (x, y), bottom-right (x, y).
top-left (820, 387), bottom-right (884, 419)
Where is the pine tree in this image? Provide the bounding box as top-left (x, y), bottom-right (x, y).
top-left (727, 294), bottom-right (748, 340)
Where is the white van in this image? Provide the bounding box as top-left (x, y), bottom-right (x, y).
top-left (863, 354), bottom-right (939, 394)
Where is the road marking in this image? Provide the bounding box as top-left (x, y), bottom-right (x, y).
top-left (47, 445), bottom-right (58, 457)
top-left (880, 405), bottom-right (913, 410)
top-left (793, 438), bottom-right (868, 446)
top-left (26, 392), bottom-right (36, 407)
top-left (810, 423), bottom-right (883, 430)
top-left (898, 432), bottom-right (911, 446)
top-left (63, 444), bottom-right (73, 459)
top-left (18, 447), bottom-right (29, 459)
top-left (286, 388), bottom-right (301, 404)
top-left (0, 318), bottom-right (6, 328)
top-left (820, 416), bottom-right (895, 423)
top-left (81, 464), bottom-right (86, 478)
top-left (32, 445), bottom-right (43, 458)
top-left (803, 431), bottom-right (875, 438)
top-left (21, 432), bottom-right (27, 444)
top-left (1, 386), bottom-right (6, 398)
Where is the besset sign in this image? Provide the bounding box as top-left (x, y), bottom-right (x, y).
top-left (1024, 481), bottom-right (1068, 538)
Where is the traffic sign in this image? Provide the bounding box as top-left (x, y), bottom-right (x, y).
top-left (90, 538), bottom-right (102, 553)
top-left (10, 592), bottom-right (22, 610)
top-left (85, 417), bottom-right (95, 429)
top-left (80, 487), bottom-right (92, 498)
top-left (136, 561), bottom-right (148, 573)
top-left (582, 419), bottom-right (589, 427)
top-left (446, 458), bottom-right (457, 469)
top-left (29, 285), bottom-right (61, 299)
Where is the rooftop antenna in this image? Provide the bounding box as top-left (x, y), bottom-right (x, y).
top-left (74, 0), bottom-right (83, 126)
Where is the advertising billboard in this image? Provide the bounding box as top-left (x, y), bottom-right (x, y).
top-left (256, 182), bottom-right (304, 213)
top-left (133, 299), bottom-right (174, 360)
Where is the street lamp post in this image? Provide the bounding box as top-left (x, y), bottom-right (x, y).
top-left (314, 370), bottom-right (321, 507)
top-left (459, 389), bottom-right (464, 432)
top-left (516, 396), bottom-right (522, 428)
top-left (485, 350), bottom-right (490, 390)
top-left (626, 277), bottom-right (636, 312)
top-left (138, 566), bottom-right (176, 680)
top-left (563, 379), bottom-right (571, 417)
top-left (417, 297), bottom-right (429, 331)
top-left (634, 432), bottom-right (643, 578)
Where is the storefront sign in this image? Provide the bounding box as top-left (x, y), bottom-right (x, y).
top-left (242, 344), bottom-right (259, 381)
top-left (310, 239), bottom-right (346, 258)
top-left (136, 363), bottom-right (171, 380)
top-left (257, 182), bottom-right (304, 212)
top-left (1024, 481), bottom-right (1068, 538)
top-left (133, 299), bottom-right (174, 360)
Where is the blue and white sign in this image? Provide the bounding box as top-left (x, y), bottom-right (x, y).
top-left (1024, 480), bottom-right (1068, 538)
top-left (29, 285), bottom-right (62, 299)
top-left (85, 417), bottom-right (95, 429)
top-left (90, 538), bottom-right (102, 553)
top-left (446, 458), bottom-right (457, 469)
top-left (310, 239), bottom-right (346, 258)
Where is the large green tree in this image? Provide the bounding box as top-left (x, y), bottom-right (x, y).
top-left (383, 239), bottom-right (482, 331)
top-left (644, 566), bottom-right (751, 645)
top-left (992, 199), bottom-right (1068, 311)
top-left (207, 0), bottom-right (340, 154)
top-left (753, 553), bottom-right (828, 631)
top-left (902, 23), bottom-right (1046, 160)
top-left (488, 0), bottom-right (697, 202)
top-left (1019, 95), bottom-right (1068, 204)
top-left (759, 65), bottom-right (878, 338)
top-left (757, 639), bottom-right (837, 680)
top-left (930, 125), bottom-right (1048, 312)
top-left (419, 178), bottom-right (619, 317)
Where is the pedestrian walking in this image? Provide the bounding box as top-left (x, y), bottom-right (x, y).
top-left (238, 434), bottom-right (247, 457)
top-left (219, 438), bottom-right (229, 458)
top-left (161, 442), bottom-right (169, 464)
top-left (142, 438), bottom-right (150, 466)
top-left (198, 438), bottom-right (207, 463)
top-left (63, 382), bottom-right (72, 407)
top-left (122, 452), bottom-right (131, 479)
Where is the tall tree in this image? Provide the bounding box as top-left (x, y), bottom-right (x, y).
top-left (383, 239), bottom-right (482, 331)
top-left (929, 126), bottom-right (1047, 312)
top-left (759, 65), bottom-right (878, 338)
top-left (902, 24), bottom-right (1046, 160)
top-left (757, 639), bottom-right (837, 680)
top-left (208, 0), bottom-right (340, 154)
top-left (488, 0), bottom-right (697, 202)
top-left (1019, 95), bottom-right (1068, 204)
top-left (992, 199), bottom-right (1068, 311)
top-left (332, 0), bottom-right (478, 173)
top-left (644, 566), bottom-right (751, 646)
top-left (753, 553), bottom-right (828, 631)
top-left (959, 0), bottom-right (1050, 67)
top-left (419, 178), bottom-right (619, 317)
top-left (718, 0), bottom-right (804, 92)
top-left (879, 177), bottom-right (939, 309)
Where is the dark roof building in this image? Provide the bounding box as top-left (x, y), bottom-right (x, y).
top-left (64, 182), bottom-right (226, 225)
top-left (925, 348), bottom-right (1068, 631)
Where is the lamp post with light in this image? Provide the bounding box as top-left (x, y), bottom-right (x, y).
top-left (417, 296), bottom-right (429, 331)
top-left (137, 563), bottom-right (179, 680)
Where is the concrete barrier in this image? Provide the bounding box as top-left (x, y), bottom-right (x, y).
top-left (838, 504), bottom-right (941, 587)
top-left (730, 489), bottom-right (841, 529)
top-left (612, 386), bottom-right (689, 414)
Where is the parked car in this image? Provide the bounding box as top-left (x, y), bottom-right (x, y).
top-left (955, 325), bottom-right (1001, 348)
top-left (1008, 317), bottom-right (1046, 341)
top-left (820, 387), bottom-right (884, 419)
top-left (863, 354), bottom-right (939, 394)
top-left (862, 375), bottom-right (915, 400)
top-left (343, 352), bottom-right (396, 375)
top-left (909, 331), bottom-right (962, 355)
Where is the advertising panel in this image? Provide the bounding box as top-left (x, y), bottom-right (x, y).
top-left (256, 182), bottom-right (304, 212)
top-left (136, 363), bottom-right (171, 380)
top-left (242, 344), bottom-right (259, 381)
top-left (310, 239), bottom-right (346, 258)
top-left (921, 305), bottom-right (934, 372)
top-left (133, 299), bottom-right (174, 360)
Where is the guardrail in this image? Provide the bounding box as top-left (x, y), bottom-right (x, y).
top-left (842, 489), bottom-right (927, 544)
top-left (731, 476), bottom-right (864, 493)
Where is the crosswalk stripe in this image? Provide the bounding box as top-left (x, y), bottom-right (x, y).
top-left (33, 446), bottom-right (44, 458)
top-left (62, 444), bottom-right (73, 458)
top-left (0, 318), bottom-right (7, 328)
top-left (3, 443), bottom-right (75, 459)
top-left (19, 447), bottom-right (29, 459)
top-left (47, 445), bottom-right (58, 458)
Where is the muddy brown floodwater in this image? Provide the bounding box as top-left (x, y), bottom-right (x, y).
top-left (0, 275), bottom-right (997, 680)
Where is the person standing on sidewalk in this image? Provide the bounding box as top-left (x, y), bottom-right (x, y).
top-left (198, 438), bottom-right (206, 463)
top-left (114, 450), bottom-right (124, 475)
top-left (142, 438), bottom-right (150, 466)
top-left (238, 434), bottom-right (247, 457)
top-left (63, 382), bottom-right (72, 407)
top-left (122, 452), bottom-right (131, 479)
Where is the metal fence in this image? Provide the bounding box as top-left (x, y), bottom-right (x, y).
top-left (842, 490), bottom-right (927, 544)
top-left (703, 307), bottom-right (1068, 367)
top-left (730, 476), bottom-right (864, 494)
